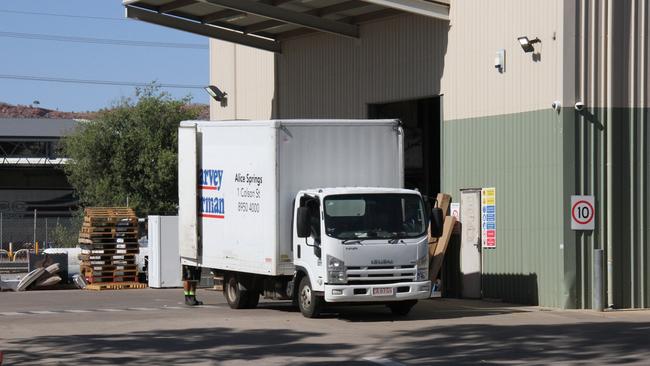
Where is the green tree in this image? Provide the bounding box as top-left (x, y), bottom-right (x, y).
top-left (61, 86), bottom-right (201, 216)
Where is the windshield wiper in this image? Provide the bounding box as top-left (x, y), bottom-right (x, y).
top-left (341, 239), bottom-right (364, 245)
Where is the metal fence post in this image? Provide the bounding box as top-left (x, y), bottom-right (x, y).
top-left (33, 209), bottom-right (37, 247)
top-left (593, 248), bottom-right (604, 311)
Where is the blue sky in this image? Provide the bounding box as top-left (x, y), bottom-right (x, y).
top-left (0, 0), bottom-right (208, 111)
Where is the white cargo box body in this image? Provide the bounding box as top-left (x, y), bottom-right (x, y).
top-left (178, 120), bottom-right (403, 276)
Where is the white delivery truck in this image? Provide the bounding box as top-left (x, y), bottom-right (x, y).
top-left (178, 120), bottom-right (442, 318)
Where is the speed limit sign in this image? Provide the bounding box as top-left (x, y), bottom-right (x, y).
top-left (571, 195), bottom-right (595, 230)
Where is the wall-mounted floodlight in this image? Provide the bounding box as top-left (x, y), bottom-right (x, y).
top-left (205, 85), bottom-right (227, 101)
top-left (517, 36), bottom-right (541, 53)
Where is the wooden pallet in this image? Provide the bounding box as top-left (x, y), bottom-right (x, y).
top-left (79, 242), bottom-right (139, 250)
top-left (84, 207), bottom-right (137, 217)
top-left (80, 249), bottom-right (140, 255)
top-left (86, 275), bottom-right (138, 283)
top-left (82, 264), bottom-right (138, 271)
top-left (79, 253), bottom-right (136, 261)
top-left (80, 229), bottom-right (138, 237)
top-left (85, 281), bottom-right (147, 291)
top-left (83, 259), bottom-right (137, 266)
top-left (79, 233), bottom-right (138, 244)
top-left (84, 271), bottom-right (138, 278)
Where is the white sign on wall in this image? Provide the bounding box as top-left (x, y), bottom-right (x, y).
top-left (450, 203), bottom-right (460, 221)
top-left (571, 195), bottom-right (595, 230)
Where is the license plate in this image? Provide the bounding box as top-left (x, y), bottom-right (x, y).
top-left (372, 287), bottom-right (394, 296)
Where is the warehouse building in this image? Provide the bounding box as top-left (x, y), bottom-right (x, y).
top-left (124, 0), bottom-right (649, 309)
top-left (0, 118), bottom-right (80, 244)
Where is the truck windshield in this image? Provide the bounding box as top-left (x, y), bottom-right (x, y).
top-left (323, 194), bottom-right (427, 240)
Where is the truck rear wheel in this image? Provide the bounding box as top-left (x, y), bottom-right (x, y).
top-left (246, 284), bottom-right (260, 309)
top-left (224, 273), bottom-right (251, 309)
top-left (298, 276), bottom-right (322, 318)
top-left (387, 300), bottom-right (417, 316)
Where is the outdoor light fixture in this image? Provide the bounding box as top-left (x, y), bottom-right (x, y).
top-left (517, 36), bottom-right (541, 53)
top-left (204, 85), bottom-right (227, 102)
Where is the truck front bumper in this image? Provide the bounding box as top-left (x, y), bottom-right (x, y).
top-left (324, 280), bottom-right (431, 303)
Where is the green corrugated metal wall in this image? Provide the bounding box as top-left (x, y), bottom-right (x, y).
top-left (564, 107), bottom-right (650, 309)
top-left (442, 109), bottom-right (567, 308)
top-left (443, 108), bottom-right (650, 309)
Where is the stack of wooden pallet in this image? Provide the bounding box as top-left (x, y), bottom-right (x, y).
top-left (78, 207), bottom-right (144, 290)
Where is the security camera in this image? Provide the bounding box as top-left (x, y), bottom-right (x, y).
top-left (551, 100), bottom-right (561, 112)
top-left (574, 101), bottom-right (584, 111)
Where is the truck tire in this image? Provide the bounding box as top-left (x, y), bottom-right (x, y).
top-left (387, 300), bottom-right (417, 316)
top-left (224, 273), bottom-right (250, 309)
top-left (246, 282), bottom-right (260, 309)
top-left (298, 276), bottom-right (322, 318)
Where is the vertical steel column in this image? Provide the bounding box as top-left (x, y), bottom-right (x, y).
top-left (589, 0), bottom-right (599, 309)
top-left (606, 0), bottom-right (615, 308)
top-left (598, 0), bottom-right (608, 308)
top-left (639, 0), bottom-right (648, 308)
top-left (629, 0), bottom-right (638, 307)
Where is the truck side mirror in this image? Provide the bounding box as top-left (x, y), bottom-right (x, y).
top-left (430, 207), bottom-right (444, 238)
top-left (296, 207), bottom-right (311, 238)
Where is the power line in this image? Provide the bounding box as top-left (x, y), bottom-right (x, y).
top-left (0, 74), bottom-right (204, 90)
top-left (0, 31), bottom-right (207, 49)
top-left (0, 9), bottom-right (125, 21)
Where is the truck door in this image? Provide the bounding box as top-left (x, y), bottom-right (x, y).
top-left (178, 124), bottom-right (199, 262)
top-left (293, 195), bottom-right (323, 289)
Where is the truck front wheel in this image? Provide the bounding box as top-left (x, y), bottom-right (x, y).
top-left (298, 276), bottom-right (322, 318)
top-left (224, 273), bottom-right (251, 309)
top-left (387, 300), bottom-right (418, 316)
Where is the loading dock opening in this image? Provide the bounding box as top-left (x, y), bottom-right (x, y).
top-left (369, 96), bottom-right (441, 198)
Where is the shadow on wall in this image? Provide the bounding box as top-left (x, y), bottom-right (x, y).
top-left (433, 230), bottom-right (539, 305)
top-left (482, 273), bottom-right (539, 306)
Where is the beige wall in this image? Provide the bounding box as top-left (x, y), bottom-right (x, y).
top-left (208, 0), bottom-right (649, 119)
top-left (208, 39), bottom-right (275, 120)
top-left (272, 0), bottom-right (566, 121)
top-left (277, 14), bottom-right (448, 119)
top-left (441, 0), bottom-right (565, 120)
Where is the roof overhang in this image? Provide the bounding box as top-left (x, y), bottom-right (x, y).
top-left (123, 0), bottom-right (449, 53)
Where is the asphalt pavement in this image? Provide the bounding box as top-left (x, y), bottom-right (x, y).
top-left (1, 288), bottom-right (649, 365)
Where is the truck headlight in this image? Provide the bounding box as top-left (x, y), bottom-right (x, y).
top-left (416, 254), bottom-right (429, 281)
top-left (327, 255), bottom-right (347, 284)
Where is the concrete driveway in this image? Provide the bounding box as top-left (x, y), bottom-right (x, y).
top-left (1, 288), bottom-right (649, 365)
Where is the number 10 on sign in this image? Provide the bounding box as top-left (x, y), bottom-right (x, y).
top-left (570, 195), bottom-right (595, 230)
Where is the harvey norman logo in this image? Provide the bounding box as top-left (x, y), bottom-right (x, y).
top-left (200, 169), bottom-right (223, 191)
top-left (200, 169), bottom-right (225, 219)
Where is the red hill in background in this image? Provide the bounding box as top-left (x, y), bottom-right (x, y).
top-left (0, 102), bottom-right (210, 120)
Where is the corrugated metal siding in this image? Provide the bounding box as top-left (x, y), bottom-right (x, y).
top-left (442, 110), bottom-right (566, 308)
top-left (277, 14), bottom-right (448, 118)
top-left (565, 0), bottom-right (650, 309)
top-left (440, 0), bottom-right (564, 121)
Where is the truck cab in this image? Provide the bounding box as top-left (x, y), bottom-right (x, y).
top-left (292, 187), bottom-right (432, 317)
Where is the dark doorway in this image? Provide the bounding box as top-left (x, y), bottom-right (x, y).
top-left (368, 97), bottom-right (441, 197)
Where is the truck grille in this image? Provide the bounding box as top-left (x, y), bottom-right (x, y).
top-left (346, 264), bottom-right (416, 285)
